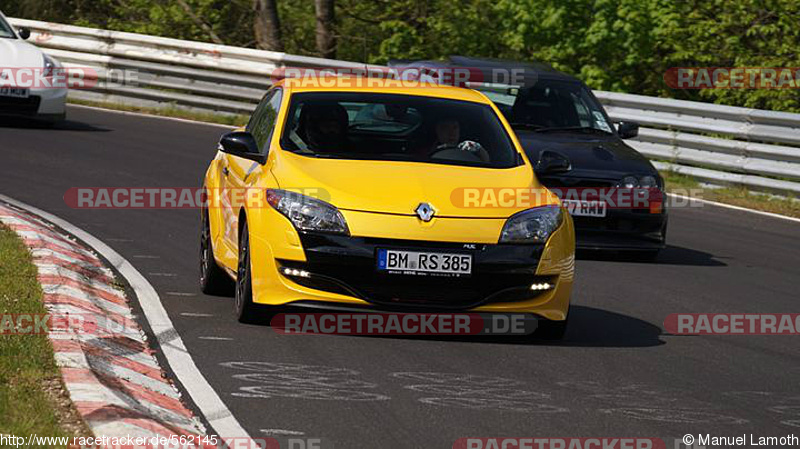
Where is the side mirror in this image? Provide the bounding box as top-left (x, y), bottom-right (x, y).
top-left (535, 150), bottom-right (571, 175)
top-left (616, 121), bottom-right (639, 139)
top-left (17, 27), bottom-right (31, 40)
top-left (219, 132), bottom-right (264, 163)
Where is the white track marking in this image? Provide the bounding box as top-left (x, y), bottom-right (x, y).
top-left (198, 336), bottom-right (234, 341)
top-left (667, 193), bottom-right (800, 223)
top-left (181, 313), bottom-right (215, 317)
top-left (167, 292), bottom-right (197, 297)
top-left (260, 429), bottom-right (306, 436)
top-left (0, 194), bottom-right (254, 446)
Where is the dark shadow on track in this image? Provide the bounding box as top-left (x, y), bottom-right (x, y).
top-left (553, 305), bottom-right (665, 347)
top-left (254, 305), bottom-right (666, 348)
top-left (0, 117), bottom-right (110, 132)
top-left (578, 245), bottom-right (726, 267)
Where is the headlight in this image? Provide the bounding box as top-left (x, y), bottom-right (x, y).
top-left (616, 175), bottom-right (661, 190)
top-left (639, 175), bottom-right (658, 188)
top-left (499, 205), bottom-right (563, 244)
top-left (43, 54), bottom-right (56, 78)
top-left (266, 189), bottom-right (349, 235)
top-left (617, 175), bottom-right (639, 189)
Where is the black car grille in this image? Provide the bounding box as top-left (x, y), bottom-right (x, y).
top-left (281, 262), bottom-right (552, 309)
top-left (278, 233), bottom-right (549, 310)
top-left (540, 177), bottom-right (617, 189)
top-left (0, 95), bottom-right (41, 115)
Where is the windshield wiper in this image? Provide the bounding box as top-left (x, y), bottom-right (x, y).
top-left (534, 126), bottom-right (614, 135)
top-left (508, 122), bottom-right (545, 130)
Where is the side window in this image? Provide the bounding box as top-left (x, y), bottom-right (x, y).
top-left (247, 89), bottom-right (283, 154)
top-left (569, 92), bottom-right (592, 127)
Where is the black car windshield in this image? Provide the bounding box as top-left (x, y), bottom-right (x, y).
top-left (280, 92), bottom-right (520, 169)
top-left (473, 80), bottom-right (614, 134)
top-left (0, 15), bottom-right (16, 39)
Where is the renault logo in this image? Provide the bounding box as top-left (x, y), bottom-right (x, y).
top-left (415, 203), bottom-right (435, 222)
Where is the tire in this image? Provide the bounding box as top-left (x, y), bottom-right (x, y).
top-left (234, 220), bottom-right (259, 323)
top-left (199, 208), bottom-right (234, 296)
top-left (534, 316), bottom-right (569, 341)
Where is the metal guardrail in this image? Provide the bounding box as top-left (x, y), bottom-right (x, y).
top-left (9, 17), bottom-right (800, 197)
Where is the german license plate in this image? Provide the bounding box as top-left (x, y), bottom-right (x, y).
top-left (377, 249), bottom-right (472, 276)
top-left (562, 199), bottom-right (607, 217)
top-left (0, 87), bottom-right (29, 98)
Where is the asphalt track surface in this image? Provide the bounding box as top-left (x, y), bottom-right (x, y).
top-left (1, 106), bottom-right (799, 448)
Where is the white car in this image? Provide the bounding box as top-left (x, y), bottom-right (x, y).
top-left (0, 11), bottom-right (66, 123)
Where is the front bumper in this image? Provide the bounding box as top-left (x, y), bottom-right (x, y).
top-left (573, 208), bottom-right (667, 251)
top-left (248, 213), bottom-right (575, 321)
top-left (0, 87), bottom-right (67, 121)
top-left (279, 234), bottom-right (551, 310)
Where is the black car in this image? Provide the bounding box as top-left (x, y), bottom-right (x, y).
top-left (392, 56), bottom-right (668, 258)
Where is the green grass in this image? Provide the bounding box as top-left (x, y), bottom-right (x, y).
top-left (662, 171), bottom-right (800, 218)
top-left (0, 224), bottom-right (85, 447)
top-left (68, 98), bottom-right (248, 127)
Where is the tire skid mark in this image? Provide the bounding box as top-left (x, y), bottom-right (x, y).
top-left (223, 361), bottom-right (390, 402)
top-left (391, 371), bottom-right (564, 413)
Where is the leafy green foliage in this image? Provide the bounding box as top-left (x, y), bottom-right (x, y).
top-left (6, 0), bottom-right (800, 112)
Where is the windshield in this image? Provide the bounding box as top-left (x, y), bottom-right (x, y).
top-left (474, 80), bottom-right (614, 134)
top-left (0, 15), bottom-right (15, 39)
top-left (280, 92), bottom-right (520, 169)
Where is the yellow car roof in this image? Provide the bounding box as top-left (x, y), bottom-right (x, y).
top-left (278, 76), bottom-right (493, 104)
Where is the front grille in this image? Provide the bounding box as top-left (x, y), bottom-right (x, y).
top-left (0, 95), bottom-right (41, 115)
top-left (279, 233), bottom-right (547, 310)
top-left (541, 177), bottom-right (617, 189)
top-left (281, 260), bottom-right (551, 309)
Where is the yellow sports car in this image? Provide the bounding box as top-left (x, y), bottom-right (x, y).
top-left (199, 77), bottom-right (575, 339)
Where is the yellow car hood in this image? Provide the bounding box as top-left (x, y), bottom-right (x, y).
top-left (271, 151), bottom-right (557, 218)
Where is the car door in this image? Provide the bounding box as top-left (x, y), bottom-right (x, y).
top-left (220, 88), bottom-right (283, 253)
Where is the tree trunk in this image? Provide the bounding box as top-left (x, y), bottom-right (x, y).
top-left (253, 0), bottom-right (283, 51)
top-left (315, 0), bottom-right (336, 59)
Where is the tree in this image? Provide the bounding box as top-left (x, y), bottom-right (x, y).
top-left (315, 0), bottom-right (336, 58)
top-left (254, 0), bottom-right (284, 51)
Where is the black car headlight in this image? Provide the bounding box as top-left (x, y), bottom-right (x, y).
top-left (499, 205), bottom-right (563, 244)
top-left (639, 175), bottom-right (658, 189)
top-left (616, 174), bottom-right (661, 190)
top-left (266, 189), bottom-right (349, 235)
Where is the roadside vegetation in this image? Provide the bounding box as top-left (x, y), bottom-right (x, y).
top-left (661, 171), bottom-right (800, 219)
top-left (68, 99), bottom-right (247, 127)
top-left (0, 224), bottom-right (87, 448)
top-left (8, 0), bottom-right (800, 113)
